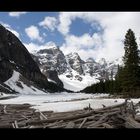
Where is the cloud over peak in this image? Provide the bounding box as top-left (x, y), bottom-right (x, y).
top-left (39, 16), bottom-right (57, 31)
top-left (58, 12), bottom-right (140, 61)
top-left (25, 25), bottom-right (43, 43)
top-left (6, 12), bottom-right (140, 62)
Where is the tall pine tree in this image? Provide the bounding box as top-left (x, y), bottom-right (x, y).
top-left (121, 29), bottom-right (140, 96)
top-left (115, 65), bottom-right (122, 93)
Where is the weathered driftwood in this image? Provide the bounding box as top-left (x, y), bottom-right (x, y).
top-left (79, 118), bottom-right (87, 128)
top-left (87, 114), bottom-right (109, 128)
top-left (1, 100), bottom-right (140, 128)
top-left (65, 122), bottom-right (75, 128)
top-left (134, 115), bottom-right (140, 122)
top-left (14, 120), bottom-right (18, 128)
top-left (82, 121), bottom-right (96, 128)
top-left (129, 101), bottom-right (136, 118)
top-left (102, 123), bottom-right (114, 128)
top-left (27, 102), bottom-right (126, 126)
top-left (11, 120), bottom-right (19, 128)
top-left (2, 105), bottom-right (7, 114)
top-left (125, 116), bottom-right (140, 128)
top-left (38, 111), bottom-right (47, 120)
top-left (43, 120), bottom-right (63, 128)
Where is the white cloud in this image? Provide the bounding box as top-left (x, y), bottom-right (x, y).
top-left (39, 16), bottom-right (57, 31)
top-left (9, 12), bottom-right (27, 17)
top-left (58, 12), bottom-right (140, 61)
top-left (60, 33), bottom-right (103, 60)
top-left (61, 33), bottom-right (102, 51)
top-left (24, 41), bottom-right (57, 53)
top-left (25, 25), bottom-right (43, 42)
top-left (0, 22), bottom-right (20, 38)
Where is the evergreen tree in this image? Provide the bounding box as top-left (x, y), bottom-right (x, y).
top-left (121, 29), bottom-right (140, 96)
top-left (82, 29), bottom-right (140, 96)
top-left (115, 65), bottom-right (123, 93)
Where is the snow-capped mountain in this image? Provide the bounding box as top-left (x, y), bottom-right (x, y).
top-left (0, 24), bottom-right (65, 94)
top-left (66, 52), bottom-right (84, 75)
top-left (32, 44), bottom-right (67, 75)
top-left (31, 44), bottom-right (66, 88)
top-left (0, 23), bottom-right (123, 94)
top-left (32, 45), bottom-right (123, 92)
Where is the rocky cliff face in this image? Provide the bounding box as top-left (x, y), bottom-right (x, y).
top-left (0, 24), bottom-right (64, 93)
top-left (33, 45), bottom-right (67, 75)
top-left (45, 70), bottom-right (63, 88)
top-left (31, 44), bottom-right (65, 88)
top-left (66, 52), bottom-right (84, 75)
top-left (0, 24), bottom-right (47, 83)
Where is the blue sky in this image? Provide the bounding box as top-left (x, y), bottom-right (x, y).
top-left (0, 12), bottom-right (140, 62)
top-left (0, 12), bottom-right (62, 45)
top-left (0, 12), bottom-right (97, 46)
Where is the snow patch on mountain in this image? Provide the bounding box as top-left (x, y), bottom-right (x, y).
top-left (59, 69), bottom-right (100, 92)
top-left (48, 78), bottom-right (57, 84)
top-left (4, 71), bottom-right (47, 94)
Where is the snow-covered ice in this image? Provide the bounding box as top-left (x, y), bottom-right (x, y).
top-left (1, 91), bottom-right (140, 113)
top-left (0, 92), bottom-right (108, 103)
top-left (32, 98), bottom-right (125, 112)
top-left (0, 92), bottom-right (126, 112)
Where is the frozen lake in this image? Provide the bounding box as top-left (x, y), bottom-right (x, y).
top-left (1, 92), bottom-right (140, 112)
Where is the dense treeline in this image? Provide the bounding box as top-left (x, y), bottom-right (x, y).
top-left (82, 80), bottom-right (121, 94)
top-left (82, 29), bottom-right (140, 97)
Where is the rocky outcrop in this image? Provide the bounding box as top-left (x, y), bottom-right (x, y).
top-left (0, 82), bottom-right (15, 93)
top-left (32, 45), bottom-right (67, 87)
top-left (45, 70), bottom-right (63, 88)
top-left (66, 53), bottom-right (84, 75)
top-left (34, 46), bottom-right (68, 75)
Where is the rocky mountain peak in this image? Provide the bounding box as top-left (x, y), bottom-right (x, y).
top-left (85, 57), bottom-right (96, 63)
top-left (33, 45), bottom-right (67, 75)
top-left (66, 52), bottom-right (84, 75)
top-left (98, 58), bottom-right (107, 65)
top-left (66, 52), bottom-right (81, 60)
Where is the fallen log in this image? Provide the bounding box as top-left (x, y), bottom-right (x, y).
top-left (14, 121), bottom-right (19, 128)
top-left (50, 124), bottom-right (67, 128)
top-left (87, 114), bottom-right (109, 128)
top-left (27, 102), bottom-right (126, 126)
top-left (65, 122), bottom-right (75, 128)
top-left (82, 120), bottom-right (97, 128)
top-left (79, 118), bottom-right (87, 128)
top-left (102, 123), bottom-right (114, 128)
top-left (2, 105), bottom-right (7, 114)
top-left (44, 120), bottom-right (64, 128)
top-left (129, 101), bottom-right (136, 118)
top-left (87, 110), bottom-right (121, 128)
top-left (125, 116), bottom-right (140, 128)
top-left (38, 111), bottom-right (47, 120)
top-left (134, 115), bottom-right (140, 122)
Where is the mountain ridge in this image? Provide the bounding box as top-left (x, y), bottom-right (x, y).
top-left (31, 45), bottom-right (123, 91)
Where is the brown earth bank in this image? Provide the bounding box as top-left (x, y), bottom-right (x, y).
top-left (1, 99), bottom-right (140, 128)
